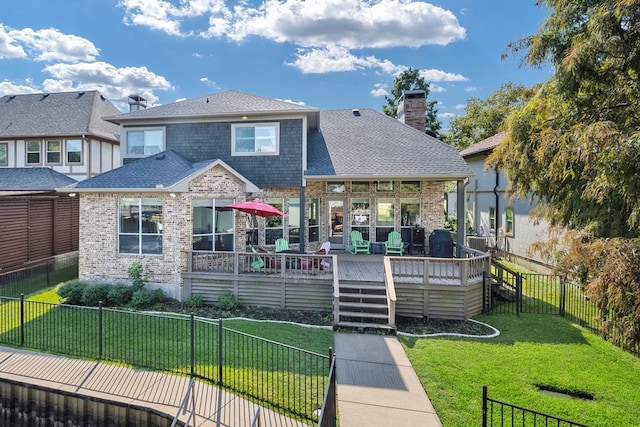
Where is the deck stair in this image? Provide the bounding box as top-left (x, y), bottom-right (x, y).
top-left (336, 281), bottom-right (396, 332)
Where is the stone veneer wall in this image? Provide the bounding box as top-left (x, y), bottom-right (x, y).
top-left (79, 165), bottom-right (246, 300)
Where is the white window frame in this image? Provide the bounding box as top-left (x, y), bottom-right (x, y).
top-left (26, 141), bottom-right (41, 165)
top-left (46, 140), bottom-right (62, 165)
top-left (118, 198), bottom-right (163, 255)
top-left (66, 139), bottom-right (83, 164)
top-left (124, 127), bottom-right (165, 158)
top-left (0, 143), bottom-right (7, 166)
top-left (231, 122), bottom-right (279, 156)
top-left (505, 207), bottom-right (514, 236)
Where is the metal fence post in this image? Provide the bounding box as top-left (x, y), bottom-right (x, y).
top-left (20, 293), bottom-right (25, 346)
top-left (516, 272), bottom-right (522, 317)
top-left (482, 385), bottom-right (488, 427)
top-left (218, 319), bottom-right (223, 386)
top-left (98, 301), bottom-right (103, 359)
top-left (190, 312), bottom-right (195, 377)
top-left (559, 277), bottom-right (566, 317)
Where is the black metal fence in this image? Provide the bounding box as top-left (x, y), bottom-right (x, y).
top-left (489, 260), bottom-right (602, 333)
top-left (0, 252), bottom-right (79, 298)
top-left (482, 385), bottom-right (590, 427)
top-left (0, 296), bottom-right (331, 424)
top-left (317, 349), bottom-right (337, 427)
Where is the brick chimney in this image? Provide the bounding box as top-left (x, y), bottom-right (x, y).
top-left (397, 90), bottom-right (426, 132)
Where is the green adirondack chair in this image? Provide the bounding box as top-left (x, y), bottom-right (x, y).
top-left (349, 230), bottom-right (370, 254)
top-left (249, 245), bottom-right (265, 269)
top-left (385, 231), bottom-right (404, 255)
top-left (275, 238), bottom-right (289, 252)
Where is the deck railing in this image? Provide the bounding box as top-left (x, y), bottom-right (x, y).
top-left (188, 250), bottom-right (335, 279)
top-left (389, 248), bottom-right (490, 285)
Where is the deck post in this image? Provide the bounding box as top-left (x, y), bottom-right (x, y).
top-left (456, 180), bottom-right (466, 257)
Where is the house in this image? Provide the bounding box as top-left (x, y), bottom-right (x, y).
top-left (62, 90), bottom-right (472, 299)
top-left (459, 132), bottom-right (553, 271)
top-left (0, 90), bottom-right (121, 270)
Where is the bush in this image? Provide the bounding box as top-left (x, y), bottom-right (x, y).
top-left (128, 262), bottom-right (147, 291)
top-left (57, 280), bottom-right (86, 305)
top-left (186, 294), bottom-right (203, 309)
top-left (81, 283), bottom-right (111, 307)
top-left (129, 288), bottom-right (165, 310)
top-left (216, 292), bottom-right (241, 311)
top-left (107, 284), bottom-right (134, 307)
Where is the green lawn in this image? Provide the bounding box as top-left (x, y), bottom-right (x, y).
top-left (402, 314), bottom-right (640, 426)
top-left (0, 287), bottom-right (334, 422)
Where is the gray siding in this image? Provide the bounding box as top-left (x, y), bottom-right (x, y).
top-left (166, 119), bottom-right (304, 188)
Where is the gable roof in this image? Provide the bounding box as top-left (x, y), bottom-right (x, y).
top-left (0, 168), bottom-right (77, 194)
top-left (306, 108), bottom-right (472, 180)
top-left (0, 90), bottom-right (121, 141)
top-left (68, 150), bottom-right (259, 193)
top-left (459, 131), bottom-right (507, 158)
top-left (106, 90), bottom-right (320, 129)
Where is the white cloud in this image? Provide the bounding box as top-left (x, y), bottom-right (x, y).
top-left (0, 25), bottom-right (26, 59)
top-left (288, 45), bottom-right (404, 74)
top-left (8, 27), bottom-right (99, 62)
top-left (430, 83), bottom-right (445, 93)
top-left (420, 69), bottom-right (467, 82)
top-left (465, 86), bottom-right (480, 93)
top-left (438, 112), bottom-right (458, 119)
top-left (120, 0), bottom-right (465, 49)
top-left (370, 83), bottom-right (388, 97)
top-left (41, 62), bottom-right (173, 106)
top-left (0, 80), bottom-right (39, 96)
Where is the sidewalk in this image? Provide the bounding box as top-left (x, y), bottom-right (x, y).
top-left (334, 333), bottom-right (443, 427)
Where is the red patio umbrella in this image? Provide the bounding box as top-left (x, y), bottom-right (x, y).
top-left (224, 199), bottom-right (287, 218)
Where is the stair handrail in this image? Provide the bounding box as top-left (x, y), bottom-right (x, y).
top-left (171, 378), bottom-right (196, 427)
top-left (332, 255), bottom-right (341, 325)
top-left (383, 256), bottom-right (397, 328)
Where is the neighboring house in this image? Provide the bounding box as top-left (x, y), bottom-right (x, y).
top-left (0, 90), bottom-right (121, 270)
top-left (63, 90), bottom-right (472, 299)
top-left (459, 132), bottom-right (552, 270)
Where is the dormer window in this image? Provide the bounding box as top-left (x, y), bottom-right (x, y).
top-left (232, 123), bottom-right (279, 156)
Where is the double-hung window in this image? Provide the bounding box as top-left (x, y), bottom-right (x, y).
top-left (0, 143), bottom-right (7, 166)
top-left (232, 123), bottom-right (279, 155)
top-left (66, 139), bottom-right (82, 164)
top-left (505, 207), bottom-right (514, 236)
top-left (26, 141), bottom-right (41, 164)
top-left (125, 128), bottom-right (164, 156)
top-left (192, 199), bottom-right (235, 251)
top-left (119, 198), bottom-right (163, 255)
top-left (46, 140), bottom-right (61, 164)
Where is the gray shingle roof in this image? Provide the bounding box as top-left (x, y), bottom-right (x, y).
top-left (306, 108), bottom-right (472, 179)
top-left (74, 150), bottom-right (213, 189)
top-left (107, 90), bottom-right (319, 124)
top-left (0, 90), bottom-right (121, 141)
top-left (0, 168), bottom-right (77, 190)
top-left (459, 132), bottom-right (507, 157)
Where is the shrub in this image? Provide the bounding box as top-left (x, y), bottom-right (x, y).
top-left (216, 292), bottom-right (241, 311)
top-left (57, 280), bottom-right (86, 305)
top-left (107, 284), bottom-right (134, 307)
top-left (81, 283), bottom-right (111, 307)
top-left (128, 262), bottom-right (147, 291)
top-left (129, 288), bottom-right (165, 310)
top-left (186, 294), bottom-right (203, 309)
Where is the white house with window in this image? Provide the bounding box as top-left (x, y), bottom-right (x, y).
top-left (460, 132), bottom-right (554, 270)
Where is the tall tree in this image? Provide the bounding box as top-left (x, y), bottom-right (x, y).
top-left (489, 0), bottom-right (640, 238)
top-left (488, 0), bottom-right (640, 349)
top-left (383, 68), bottom-right (441, 137)
top-left (442, 82), bottom-right (535, 149)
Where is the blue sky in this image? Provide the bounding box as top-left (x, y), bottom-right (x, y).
top-left (0, 0), bottom-right (553, 130)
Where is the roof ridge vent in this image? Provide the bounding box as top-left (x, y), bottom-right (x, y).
top-left (352, 109), bottom-right (361, 117)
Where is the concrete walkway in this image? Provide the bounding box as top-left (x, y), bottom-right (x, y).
top-left (334, 333), bottom-right (442, 427)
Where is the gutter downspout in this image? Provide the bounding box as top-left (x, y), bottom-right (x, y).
top-left (493, 170), bottom-right (500, 249)
top-left (456, 178), bottom-right (469, 257)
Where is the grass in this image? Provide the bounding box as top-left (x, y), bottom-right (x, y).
top-left (402, 313), bottom-right (640, 426)
top-left (0, 286), bottom-right (334, 421)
